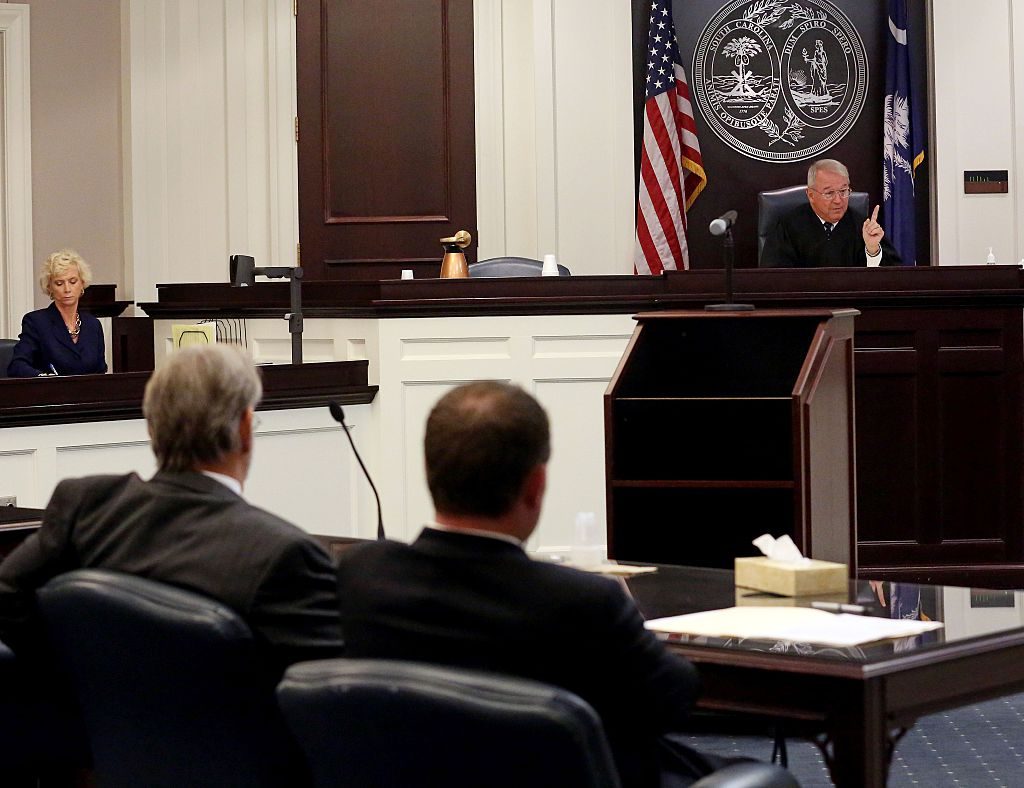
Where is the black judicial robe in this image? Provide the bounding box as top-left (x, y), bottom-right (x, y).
top-left (761, 203), bottom-right (902, 268)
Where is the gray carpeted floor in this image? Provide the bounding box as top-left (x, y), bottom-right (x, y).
top-left (682, 693), bottom-right (1024, 786)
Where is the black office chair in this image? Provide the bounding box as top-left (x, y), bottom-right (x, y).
top-left (757, 185), bottom-right (870, 265)
top-left (0, 638), bottom-right (91, 784)
top-left (37, 569), bottom-right (305, 788)
top-left (277, 659), bottom-right (799, 788)
top-left (469, 256), bottom-right (571, 277)
top-left (0, 338), bottom-right (18, 378)
top-left (278, 658), bottom-right (621, 788)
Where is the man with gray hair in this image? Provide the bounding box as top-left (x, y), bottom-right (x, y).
top-left (0, 344), bottom-right (342, 671)
top-left (761, 158), bottom-right (902, 267)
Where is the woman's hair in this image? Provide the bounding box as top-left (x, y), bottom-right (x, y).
top-left (39, 248), bottom-right (93, 297)
top-left (143, 344), bottom-right (263, 472)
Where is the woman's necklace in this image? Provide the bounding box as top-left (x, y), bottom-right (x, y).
top-left (67, 313), bottom-right (81, 339)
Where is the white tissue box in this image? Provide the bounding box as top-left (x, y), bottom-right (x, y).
top-left (734, 556), bottom-right (848, 597)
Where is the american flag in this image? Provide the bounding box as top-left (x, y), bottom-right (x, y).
top-left (634, 0), bottom-right (706, 274)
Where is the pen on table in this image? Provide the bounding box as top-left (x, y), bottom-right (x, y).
top-left (810, 601), bottom-right (867, 615)
top-left (49, 364), bottom-right (59, 376)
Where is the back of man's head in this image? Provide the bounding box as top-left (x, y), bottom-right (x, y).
top-left (144, 344), bottom-right (262, 472)
top-left (425, 382), bottom-right (550, 519)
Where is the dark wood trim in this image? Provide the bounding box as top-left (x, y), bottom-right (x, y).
top-left (0, 362), bottom-right (376, 428)
top-left (138, 267), bottom-right (1024, 321)
top-left (79, 284), bottom-right (131, 318)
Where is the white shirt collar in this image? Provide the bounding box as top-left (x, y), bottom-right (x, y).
top-left (201, 470), bottom-right (243, 497)
top-left (426, 522), bottom-right (523, 547)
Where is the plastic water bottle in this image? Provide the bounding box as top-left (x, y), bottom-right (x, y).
top-left (570, 512), bottom-right (605, 567)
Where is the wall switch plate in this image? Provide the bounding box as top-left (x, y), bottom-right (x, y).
top-left (0, 495), bottom-right (16, 507)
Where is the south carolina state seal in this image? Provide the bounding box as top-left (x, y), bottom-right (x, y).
top-left (692, 0), bottom-right (868, 162)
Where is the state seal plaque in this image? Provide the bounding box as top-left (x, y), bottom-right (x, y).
top-left (692, 0), bottom-right (869, 162)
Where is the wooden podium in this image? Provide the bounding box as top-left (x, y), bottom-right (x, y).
top-left (604, 309), bottom-right (858, 572)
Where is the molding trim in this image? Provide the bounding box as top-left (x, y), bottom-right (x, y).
top-left (472, 0), bottom-right (506, 260)
top-left (0, 4), bottom-right (34, 338)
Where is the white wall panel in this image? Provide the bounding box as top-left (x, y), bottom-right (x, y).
top-left (530, 378), bottom-right (613, 554)
top-left (932, 0), bottom-right (1018, 266)
top-left (55, 441), bottom-right (156, 482)
top-left (124, 0), bottom-right (297, 303)
top-left (473, 0), bottom-right (634, 273)
top-left (0, 419), bottom-right (151, 508)
top-left (246, 406), bottom-right (374, 538)
top-left (0, 449), bottom-right (39, 508)
top-left (374, 314), bottom-right (635, 546)
top-left (0, 405), bottom-right (373, 540)
top-left (0, 4), bottom-right (34, 337)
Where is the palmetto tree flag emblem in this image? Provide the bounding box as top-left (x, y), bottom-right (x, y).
top-left (882, 0), bottom-right (923, 266)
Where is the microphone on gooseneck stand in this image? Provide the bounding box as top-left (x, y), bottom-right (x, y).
top-left (708, 210), bottom-right (738, 237)
top-left (328, 401), bottom-right (385, 540)
top-left (705, 209), bottom-right (753, 312)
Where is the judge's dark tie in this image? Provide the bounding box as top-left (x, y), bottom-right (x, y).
top-left (823, 222), bottom-right (834, 239)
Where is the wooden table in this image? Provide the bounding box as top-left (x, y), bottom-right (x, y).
top-left (0, 507), bottom-right (43, 560)
top-left (625, 564), bottom-right (1024, 787)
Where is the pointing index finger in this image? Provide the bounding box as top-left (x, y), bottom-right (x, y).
top-left (871, 204), bottom-right (880, 223)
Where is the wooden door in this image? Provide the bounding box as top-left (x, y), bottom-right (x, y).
top-left (296, 0), bottom-right (477, 280)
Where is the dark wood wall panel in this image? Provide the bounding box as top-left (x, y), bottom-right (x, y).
top-left (855, 374), bottom-right (918, 543)
top-left (856, 305), bottom-right (1024, 577)
top-left (325, 2), bottom-right (448, 222)
top-left (297, 0), bottom-right (477, 280)
top-left (937, 372), bottom-right (1004, 541)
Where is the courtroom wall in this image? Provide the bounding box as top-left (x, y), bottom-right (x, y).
top-left (933, 1), bottom-right (1024, 266)
top-left (21, 0), bottom-right (123, 307)
top-left (473, 0), bottom-right (636, 274)
top-left (7, 0), bottom-right (1024, 302)
top-left (123, 0), bottom-right (298, 303)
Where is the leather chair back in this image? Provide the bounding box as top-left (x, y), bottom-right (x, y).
top-left (757, 186), bottom-right (870, 264)
top-left (277, 658), bottom-right (621, 788)
top-left (38, 569), bottom-right (304, 787)
top-left (469, 256), bottom-right (571, 277)
top-left (0, 338), bottom-right (17, 378)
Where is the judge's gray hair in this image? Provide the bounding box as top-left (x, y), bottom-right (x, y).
top-left (807, 159), bottom-right (849, 187)
top-left (143, 344), bottom-right (262, 472)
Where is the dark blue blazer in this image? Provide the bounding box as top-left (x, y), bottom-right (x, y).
top-left (6, 302), bottom-right (107, 377)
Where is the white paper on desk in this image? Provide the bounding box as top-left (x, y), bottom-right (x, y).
top-left (645, 606), bottom-right (943, 647)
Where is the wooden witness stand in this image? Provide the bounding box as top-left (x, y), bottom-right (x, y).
top-left (605, 309), bottom-right (858, 572)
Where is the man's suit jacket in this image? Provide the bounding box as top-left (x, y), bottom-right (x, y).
top-left (6, 302), bottom-right (107, 377)
top-left (0, 472), bottom-right (343, 671)
top-left (761, 203), bottom-right (902, 268)
top-left (336, 528), bottom-right (701, 787)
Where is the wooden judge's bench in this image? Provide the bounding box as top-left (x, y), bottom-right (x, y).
top-left (124, 265), bottom-right (1024, 588)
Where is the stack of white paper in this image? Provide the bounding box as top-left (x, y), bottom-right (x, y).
top-left (645, 606), bottom-right (943, 648)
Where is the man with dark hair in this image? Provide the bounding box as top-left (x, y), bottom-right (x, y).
top-left (0, 344), bottom-right (343, 672)
top-left (761, 158), bottom-right (902, 267)
top-left (336, 381), bottom-right (729, 786)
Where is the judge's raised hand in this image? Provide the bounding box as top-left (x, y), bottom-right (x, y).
top-left (862, 204), bottom-right (884, 256)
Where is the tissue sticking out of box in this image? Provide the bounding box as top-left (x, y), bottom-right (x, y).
top-left (737, 534), bottom-right (848, 596)
top-left (752, 534), bottom-right (808, 564)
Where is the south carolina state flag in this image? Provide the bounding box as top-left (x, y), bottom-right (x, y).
top-left (882, 0), bottom-right (923, 266)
